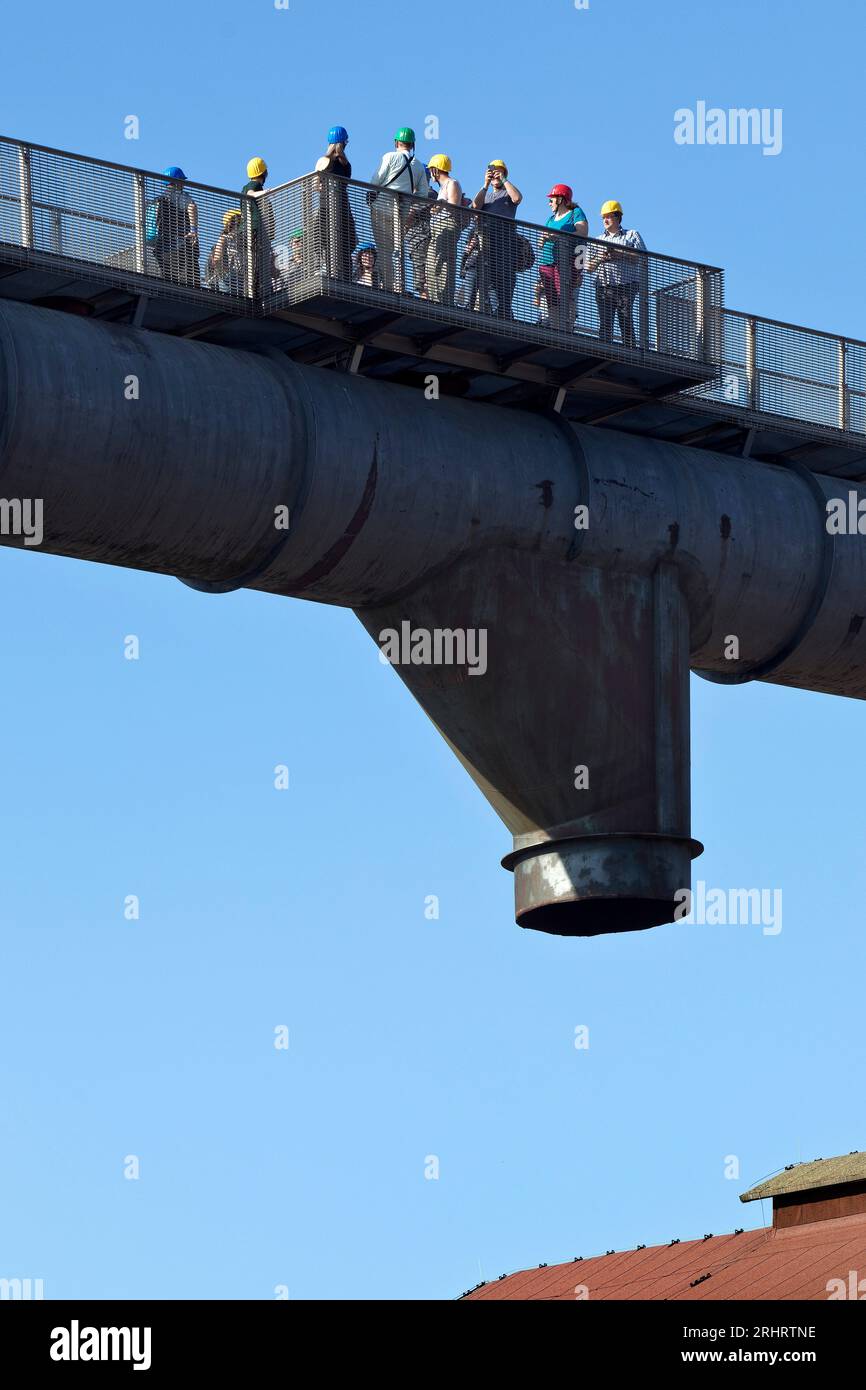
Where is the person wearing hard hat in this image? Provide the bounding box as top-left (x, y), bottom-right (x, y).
top-left (353, 242), bottom-right (382, 289)
top-left (313, 126), bottom-right (356, 282)
top-left (368, 127), bottom-right (430, 293)
top-left (241, 156), bottom-right (276, 295)
top-left (538, 184), bottom-right (588, 332)
top-left (472, 159), bottom-right (522, 216)
top-left (425, 155), bottom-right (463, 306)
top-left (586, 200), bottom-right (647, 347)
top-left (320, 125), bottom-right (350, 169)
top-left (471, 160), bottom-right (523, 319)
top-left (146, 167), bottom-right (200, 288)
top-left (205, 208), bottom-right (243, 295)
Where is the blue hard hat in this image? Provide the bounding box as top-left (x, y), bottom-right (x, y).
top-left (328, 126), bottom-right (349, 145)
top-left (356, 241), bottom-right (377, 254)
top-left (163, 166), bottom-right (186, 180)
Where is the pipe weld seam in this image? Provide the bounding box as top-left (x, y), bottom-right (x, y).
top-left (696, 456), bottom-right (835, 685)
top-left (177, 350), bottom-right (313, 595)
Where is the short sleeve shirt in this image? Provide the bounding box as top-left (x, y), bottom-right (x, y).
top-left (595, 227), bottom-right (646, 286)
top-left (540, 207), bottom-right (587, 265)
top-left (483, 186), bottom-right (518, 219)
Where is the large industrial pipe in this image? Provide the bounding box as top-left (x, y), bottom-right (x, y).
top-left (1, 299), bottom-right (864, 935)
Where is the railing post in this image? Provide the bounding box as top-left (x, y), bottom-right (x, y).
top-left (242, 197), bottom-right (256, 299)
top-left (745, 315), bottom-right (758, 410)
top-left (638, 256), bottom-right (649, 350)
top-left (133, 171), bottom-right (146, 275)
top-left (695, 269), bottom-right (708, 362)
top-left (301, 176), bottom-right (313, 276)
top-left (18, 143), bottom-right (33, 249)
top-left (50, 207), bottom-right (62, 256)
top-left (838, 338), bottom-right (849, 431)
top-left (320, 173), bottom-right (332, 281)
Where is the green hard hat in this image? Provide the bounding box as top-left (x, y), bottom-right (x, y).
top-left (290, 227), bottom-right (303, 240)
top-left (394, 126), bottom-right (416, 145)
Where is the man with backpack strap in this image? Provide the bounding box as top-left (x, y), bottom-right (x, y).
top-left (146, 167), bottom-right (200, 288)
top-left (368, 127), bottom-right (430, 293)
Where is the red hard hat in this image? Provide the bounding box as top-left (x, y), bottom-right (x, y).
top-left (548, 183), bottom-right (573, 201)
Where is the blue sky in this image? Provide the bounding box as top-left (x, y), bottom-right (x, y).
top-left (1, 0), bottom-right (864, 1300)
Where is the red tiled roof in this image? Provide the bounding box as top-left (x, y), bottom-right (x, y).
top-left (462, 1214), bottom-right (866, 1300)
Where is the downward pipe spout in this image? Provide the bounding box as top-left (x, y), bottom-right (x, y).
top-left (2, 300), bottom-right (865, 936)
top-left (355, 551), bottom-right (700, 935)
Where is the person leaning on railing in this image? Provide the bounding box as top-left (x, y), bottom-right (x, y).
top-left (368, 127), bottom-right (430, 293)
top-left (241, 156), bottom-right (276, 294)
top-left (537, 184), bottom-right (587, 332)
top-left (425, 156), bottom-right (463, 307)
top-left (585, 200), bottom-right (646, 348)
top-left (146, 167), bottom-right (200, 288)
top-left (313, 125), bottom-right (357, 282)
top-left (205, 209), bottom-right (243, 295)
top-left (471, 160), bottom-right (523, 320)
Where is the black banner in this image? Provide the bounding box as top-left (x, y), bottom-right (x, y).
top-left (1, 1297), bottom-right (861, 1374)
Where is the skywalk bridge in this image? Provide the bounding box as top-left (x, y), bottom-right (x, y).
top-left (1, 134), bottom-right (864, 480)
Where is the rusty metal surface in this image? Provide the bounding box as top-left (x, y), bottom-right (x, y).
top-left (504, 834), bottom-right (701, 936)
top-left (3, 296), bottom-right (866, 935)
top-left (775, 1184), bottom-right (866, 1230)
top-left (462, 1214), bottom-right (866, 1300)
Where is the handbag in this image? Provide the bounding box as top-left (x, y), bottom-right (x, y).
top-left (515, 234), bottom-right (535, 272)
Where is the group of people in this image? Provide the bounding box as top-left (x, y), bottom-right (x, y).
top-left (342, 126), bottom-right (647, 345)
top-left (144, 125), bottom-right (648, 345)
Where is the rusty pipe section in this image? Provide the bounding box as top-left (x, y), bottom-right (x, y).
top-left (0, 300), bottom-right (568, 597)
top-left (569, 426), bottom-right (866, 700)
top-left (1, 299), bottom-right (865, 934)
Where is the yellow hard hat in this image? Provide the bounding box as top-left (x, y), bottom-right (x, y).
top-left (427, 153), bottom-right (452, 173)
top-left (601, 199), bottom-right (623, 216)
top-left (223, 209), bottom-right (242, 227)
top-left (247, 157), bottom-right (268, 179)
top-left (488, 159), bottom-right (508, 174)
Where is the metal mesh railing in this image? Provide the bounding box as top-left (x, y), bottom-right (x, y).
top-left (0, 135), bottom-right (255, 312)
top-left (1, 135), bottom-right (864, 442)
top-left (254, 174), bottom-right (321, 303)
top-left (682, 309), bottom-right (866, 438)
top-left (263, 172), bottom-right (724, 369)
